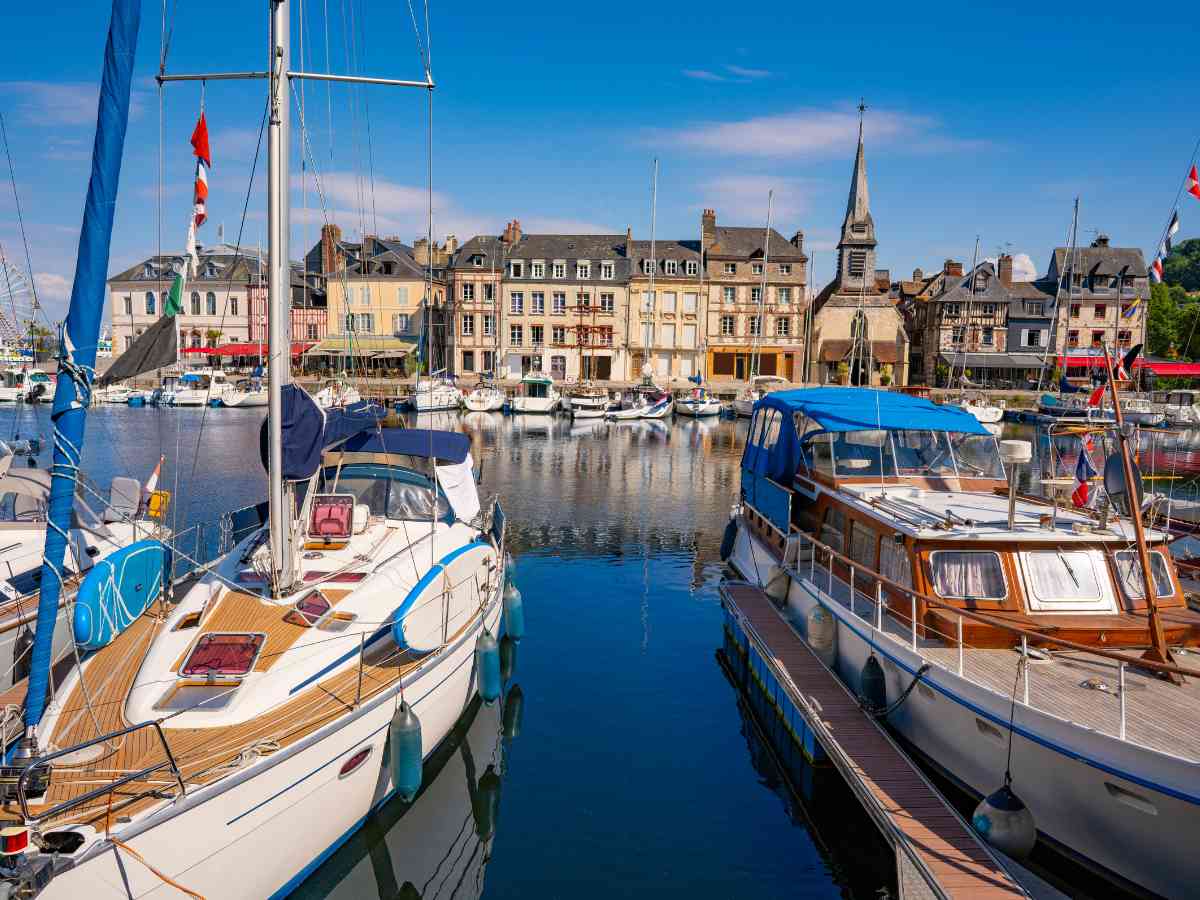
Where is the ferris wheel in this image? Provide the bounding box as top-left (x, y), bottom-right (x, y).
top-left (0, 257), bottom-right (34, 344)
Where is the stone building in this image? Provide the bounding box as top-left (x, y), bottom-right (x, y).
top-left (808, 122), bottom-right (909, 386)
top-left (108, 243), bottom-right (256, 355)
top-left (1048, 235), bottom-right (1149, 364)
top-left (626, 234), bottom-right (706, 381)
top-left (447, 234), bottom-right (506, 378)
top-left (700, 209), bottom-right (808, 382)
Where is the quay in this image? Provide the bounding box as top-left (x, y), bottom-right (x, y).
top-left (720, 581), bottom-right (1029, 900)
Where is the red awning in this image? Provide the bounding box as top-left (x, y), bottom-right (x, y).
top-left (1057, 355), bottom-right (1200, 377)
top-left (180, 342), bottom-right (315, 358)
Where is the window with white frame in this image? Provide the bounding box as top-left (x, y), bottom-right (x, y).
top-left (642, 323), bottom-right (653, 347)
top-left (483, 283), bottom-right (494, 302)
top-left (510, 324), bottom-right (523, 346)
top-left (664, 260), bottom-right (678, 275)
top-left (751, 287), bottom-right (762, 304)
top-left (577, 262), bottom-right (591, 279)
top-left (720, 315), bottom-right (735, 336)
top-left (577, 292), bottom-right (591, 308)
top-left (685, 260), bottom-right (698, 276)
top-left (723, 263), bottom-right (736, 275)
top-left (776, 317), bottom-right (790, 337)
top-left (123, 295), bottom-right (132, 315)
top-left (777, 287), bottom-right (791, 304)
top-left (749, 315), bottom-right (762, 336)
top-left (462, 315), bottom-right (475, 336)
top-left (553, 292), bottom-right (566, 314)
top-left (532, 292), bottom-right (545, 315)
top-left (307, 323), bottom-right (319, 340)
top-left (392, 313), bottom-right (410, 334)
top-left (482, 314), bottom-right (494, 336)
top-left (206, 292), bottom-right (217, 315)
top-left (599, 326), bottom-right (613, 346)
top-left (462, 283), bottom-right (474, 301)
top-left (683, 292), bottom-right (697, 314)
top-left (510, 292), bottom-right (524, 314)
top-left (510, 261), bottom-right (524, 278)
top-left (723, 286), bottom-right (735, 303)
top-left (682, 323), bottom-right (697, 347)
top-left (880, 538), bottom-right (912, 588)
top-left (931, 551), bottom-right (1006, 600)
top-left (360, 286), bottom-right (369, 306)
top-left (642, 291), bottom-right (654, 313)
top-left (752, 263), bottom-right (763, 275)
top-left (531, 324), bottom-right (544, 346)
top-left (600, 292), bottom-right (614, 313)
top-left (600, 261), bottom-right (614, 280)
top-left (552, 325), bottom-right (566, 344)
top-left (662, 292), bottom-right (677, 313)
top-left (643, 259), bottom-right (656, 275)
top-left (230, 296), bottom-right (239, 316)
top-left (779, 263), bottom-right (792, 275)
top-left (531, 261), bottom-right (545, 279)
top-left (552, 261), bottom-right (566, 279)
top-left (190, 292), bottom-right (200, 315)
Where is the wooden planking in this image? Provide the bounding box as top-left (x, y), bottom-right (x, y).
top-left (922, 645), bottom-right (1200, 762)
top-left (724, 583), bottom-right (1024, 899)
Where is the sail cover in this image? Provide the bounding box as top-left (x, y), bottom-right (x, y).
top-left (96, 314), bottom-right (178, 386)
top-left (258, 384), bottom-right (384, 480)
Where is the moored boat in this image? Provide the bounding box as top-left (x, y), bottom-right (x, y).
top-left (412, 371), bottom-right (464, 411)
top-left (732, 374), bottom-right (788, 418)
top-left (463, 377), bottom-right (505, 412)
top-left (510, 373), bottom-right (560, 414)
top-left (674, 384), bottom-right (722, 417)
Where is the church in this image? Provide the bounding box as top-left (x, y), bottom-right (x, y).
top-left (807, 112), bottom-right (910, 386)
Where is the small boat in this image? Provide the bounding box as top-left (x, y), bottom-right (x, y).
top-left (314, 376), bottom-right (363, 409)
top-left (412, 370), bottom-right (464, 411)
top-left (565, 382), bottom-right (610, 414)
top-left (674, 379), bottom-right (722, 418)
top-left (92, 384), bottom-right (134, 404)
top-left (462, 377), bottom-right (505, 412)
top-left (732, 374), bottom-right (788, 417)
top-left (607, 389), bottom-right (672, 420)
top-left (1037, 391), bottom-right (1115, 422)
top-left (0, 369), bottom-right (53, 404)
top-left (511, 373), bottom-right (560, 414)
top-left (222, 378), bottom-right (269, 408)
top-left (948, 391), bottom-right (1004, 425)
top-left (155, 368), bottom-right (234, 407)
top-left (1156, 390), bottom-right (1200, 427)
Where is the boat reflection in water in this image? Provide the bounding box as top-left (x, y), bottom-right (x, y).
top-left (294, 679), bottom-right (523, 899)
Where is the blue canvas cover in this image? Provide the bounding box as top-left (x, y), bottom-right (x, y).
top-left (259, 384), bottom-right (385, 480)
top-left (744, 387), bottom-right (988, 485)
top-left (341, 428), bottom-right (470, 464)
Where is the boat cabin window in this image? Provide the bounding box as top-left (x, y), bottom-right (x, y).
top-left (891, 431), bottom-right (957, 477)
top-left (930, 550), bottom-right (1006, 600)
top-left (950, 433), bottom-right (1004, 479)
top-left (806, 433), bottom-right (835, 476)
top-left (1114, 550), bottom-right (1174, 599)
top-left (849, 521), bottom-right (877, 569)
top-left (749, 409), bottom-right (783, 451)
top-left (284, 591), bottom-right (332, 627)
top-left (833, 430), bottom-right (897, 478)
top-left (0, 490), bottom-right (45, 523)
top-left (819, 506), bottom-right (845, 554)
top-left (525, 381), bottom-right (549, 399)
top-left (156, 680), bottom-right (241, 712)
top-left (318, 464), bottom-right (452, 523)
top-left (1020, 550), bottom-right (1112, 611)
top-left (180, 632), bottom-right (265, 676)
top-left (880, 537), bottom-right (912, 589)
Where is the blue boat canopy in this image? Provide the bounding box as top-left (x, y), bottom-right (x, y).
top-left (259, 384), bottom-right (385, 480)
top-left (340, 428), bottom-right (470, 464)
top-left (744, 388), bottom-right (989, 484)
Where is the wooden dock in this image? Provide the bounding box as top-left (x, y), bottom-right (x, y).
top-left (721, 581), bottom-right (1027, 899)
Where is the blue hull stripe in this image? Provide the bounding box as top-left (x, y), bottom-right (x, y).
top-left (391, 540), bottom-right (490, 648)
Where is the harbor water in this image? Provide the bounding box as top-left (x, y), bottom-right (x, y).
top-left (3, 402), bottom-right (1185, 898)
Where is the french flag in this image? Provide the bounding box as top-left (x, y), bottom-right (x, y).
top-left (1072, 437), bottom-right (1098, 508)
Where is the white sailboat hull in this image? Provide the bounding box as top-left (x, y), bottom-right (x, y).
top-left (732, 399), bottom-right (754, 418)
top-left (222, 390), bottom-right (269, 408)
top-left (570, 406), bottom-right (606, 419)
top-left (730, 522), bottom-right (1200, 899)
top-left (413, 388), bottom-right (463, 412)
top-left (39, 599), bottom-right (502, 900)
top-left (674, 398), bottom-right (721, 417)
top-left (462, 389), bottom-right (504, 412)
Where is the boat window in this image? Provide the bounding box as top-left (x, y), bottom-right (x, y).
top-left (1022, 550), bottom-right (1105, 604)
top-left (750, 409), bottom-right (783, 450)
top-left (891, 430), bottom-right (957, 477)
top-left (849, 521), bottom-right (877, 569)
top-left (308, 495), bottom-right (354, 540)
top-left (1114, 550), bottom-right (1174, 599)
top-left (321, 465), bottom-right (451, 523)
top-left (284, 591), bottom-right (332, 628)
top-left (930, 550), bottom-right (1006, 600)
top-left (832, 430), bottom-right (896, 477)
top-left (819, 506), bottom-right (845, 554)
top-left (806, 433), bottom-right (834, 476)
top-left (950, 434), bottom-right (1004, 479)
top-left (880, 538), bottom-right (912, 589)
top-left (0, 491), bottom-right (45, 523)
top-left (181, 633), bottom-right (265, 676)
top-left (156, 680), bottom-right (241, 712)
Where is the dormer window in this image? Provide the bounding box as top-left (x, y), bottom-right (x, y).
top-left (779, 264), bottom-right (791, 275)
top-left (472, 255), bottom-right (483, 267)
top-left (142, 263), bottom-right (153, 277)
top-left (577, 262), bottom-right (591, 279)
top-left (553, 261), bottom-right (566, 279)
top-left (531, 261), bottom-right (545, 279)
top-left (510, 261), bottom-right (524, 278)
top-left (723, 263), bottom-right (736, 275)
top-left (751, 263), bottom-right (763, 275)
top-left (600, 261), bottom-right (614, 280)
top-left (642, 259), bottom-right (657, 275)
top-left (664, 260), bottom-right (678, 275)
top-left (685, 261), bottom-right (698, 276)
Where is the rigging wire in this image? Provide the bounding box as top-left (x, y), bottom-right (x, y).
top-left (0, 113), bottom-right (42, 322)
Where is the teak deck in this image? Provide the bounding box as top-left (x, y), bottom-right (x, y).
top-left (7, 595), bottom-right (422, 830)
top-left (723, 582), bottom-right (1025, 899)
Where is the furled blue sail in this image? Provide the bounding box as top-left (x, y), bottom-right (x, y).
top-left (23, 0), bottom-right (142, 732)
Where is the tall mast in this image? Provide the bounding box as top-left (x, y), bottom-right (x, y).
top-left (752, 190), bottom-right (773, 379)
top-left (647, 159), bottom-right (658, 378)
top-left (266, 0), bottom-right (293, 589)
top-left (1040, 198), bottom-right (1079, 392)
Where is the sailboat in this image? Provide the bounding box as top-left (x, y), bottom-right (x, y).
top-left (0, 5), bottom-right (512, 898)
top-left (732, 192), bottom-right (785, 418)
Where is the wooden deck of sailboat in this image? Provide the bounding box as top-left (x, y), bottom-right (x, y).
top-left (7, 598), bottom-right (426, 830)
top-left (921, 645), bottom-right (1200, 762)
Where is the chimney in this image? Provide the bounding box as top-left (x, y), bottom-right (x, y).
top-left (510, 219), bottom-right (522, 245)
top-left (445, 234), bottom-right (458, 254)
top-left (320, 223), bottom-right (343, 274)
top-left (625, 226), bottom-right (633, 257)
top-left (912, 267), bottom-right (923, 281)
top-left (790, 229), bottom-right (804, 250)
top-left (701, 208), bottom-right (717, 248)
top-left (1092, 234), bottom-right (1110, 248)
top-left (945, 258), bottom-right (963, 277)
top-left (997, 253), bottom-right (1014, 286)
top-left (413, 237), bottom-right (429, 266)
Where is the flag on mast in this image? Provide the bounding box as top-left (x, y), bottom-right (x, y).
top-left (1163, 211), bottom-right (1180, 257)
top-left (1072, 437), bottom-right (1098, 508)
top-left (1188, 165), bottom-right (1200, 202)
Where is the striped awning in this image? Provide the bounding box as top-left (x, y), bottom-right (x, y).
top-left (303, 334), bottom-right (418, 358)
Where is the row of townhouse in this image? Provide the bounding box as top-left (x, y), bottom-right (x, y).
top-left (899, 235), bottom-right (1150, 387)
top-left (447, 211), bottom-right (809, 383)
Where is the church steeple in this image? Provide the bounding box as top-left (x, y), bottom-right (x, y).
top-left (835, 99), bottom-right (878, 292)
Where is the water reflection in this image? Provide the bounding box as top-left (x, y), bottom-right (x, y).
top-left (294, 690), bottom-right (520, 899)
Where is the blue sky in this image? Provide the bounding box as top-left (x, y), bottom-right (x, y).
top-left (1, 1), bottom-right (1198, 319)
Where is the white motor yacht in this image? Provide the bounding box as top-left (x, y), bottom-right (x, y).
top-left (510, 374), bottom-right (560, 414)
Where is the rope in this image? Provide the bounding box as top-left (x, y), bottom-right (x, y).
top-left (110, 838), bottom-right (206, 899)
top-left (864, 662), bottom-right (931, 719)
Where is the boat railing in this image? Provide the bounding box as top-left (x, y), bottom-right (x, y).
top-left (16, 719), bottom-right (186, 825)
top-left (750, 510), bottom-right (1200, 750)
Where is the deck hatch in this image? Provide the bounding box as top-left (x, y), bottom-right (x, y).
top-left (180, 632), bottom-right (266, 676)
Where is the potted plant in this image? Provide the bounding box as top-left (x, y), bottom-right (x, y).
top-left (836, 361), bottom-right (850, 385)
top-left (879, 363), bottom-right (893, 386)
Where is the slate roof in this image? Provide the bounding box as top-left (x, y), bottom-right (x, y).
top-left (451, 236), bottom-right (506, 270)
top-left (708, 226), bottom-right (806, 261)
top-left (1050, 246), bottom-right (1146, 277)
top-left (626, 239), bottom-right (700, 271)
top-left (108, 245), bottom-right (269, 284)
top-left (506, 234), bottom-right (629, 260)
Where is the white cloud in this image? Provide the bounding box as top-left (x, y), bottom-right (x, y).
top-left (34, 272), bottom-right (71, 314)
top-left (696, 175), bottom-right (810, 225)
top-left (983, 252), bottom-right (1040, 281)
top-left (724, 65), bottom-right (770, 79)
top-left (653, 106), bottom-right (974, 159)
top-left (682, 70), bottom-right (726, 82)
top-left (0, 81), bottom-right (145, 127)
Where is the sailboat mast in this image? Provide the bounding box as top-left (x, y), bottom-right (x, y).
top-left (266, 0), bottom-right (293, 589)
top-left (752, 190), bottom-right (773, 379)
top-left (647, 158), bottom-right (658, 378)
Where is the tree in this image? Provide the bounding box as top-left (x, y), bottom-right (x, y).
top-left (1147, 282), bottom-right (1180, 358)
top-left (204, 329), bottom-right (223, 347)
top-left (1162, 237), bottom-right (1200, 292)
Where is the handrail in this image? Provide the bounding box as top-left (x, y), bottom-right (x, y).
top-left (18, 720), bottom-right (185, 823)
top-left (751, 508), bottom-right (1200, 679)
